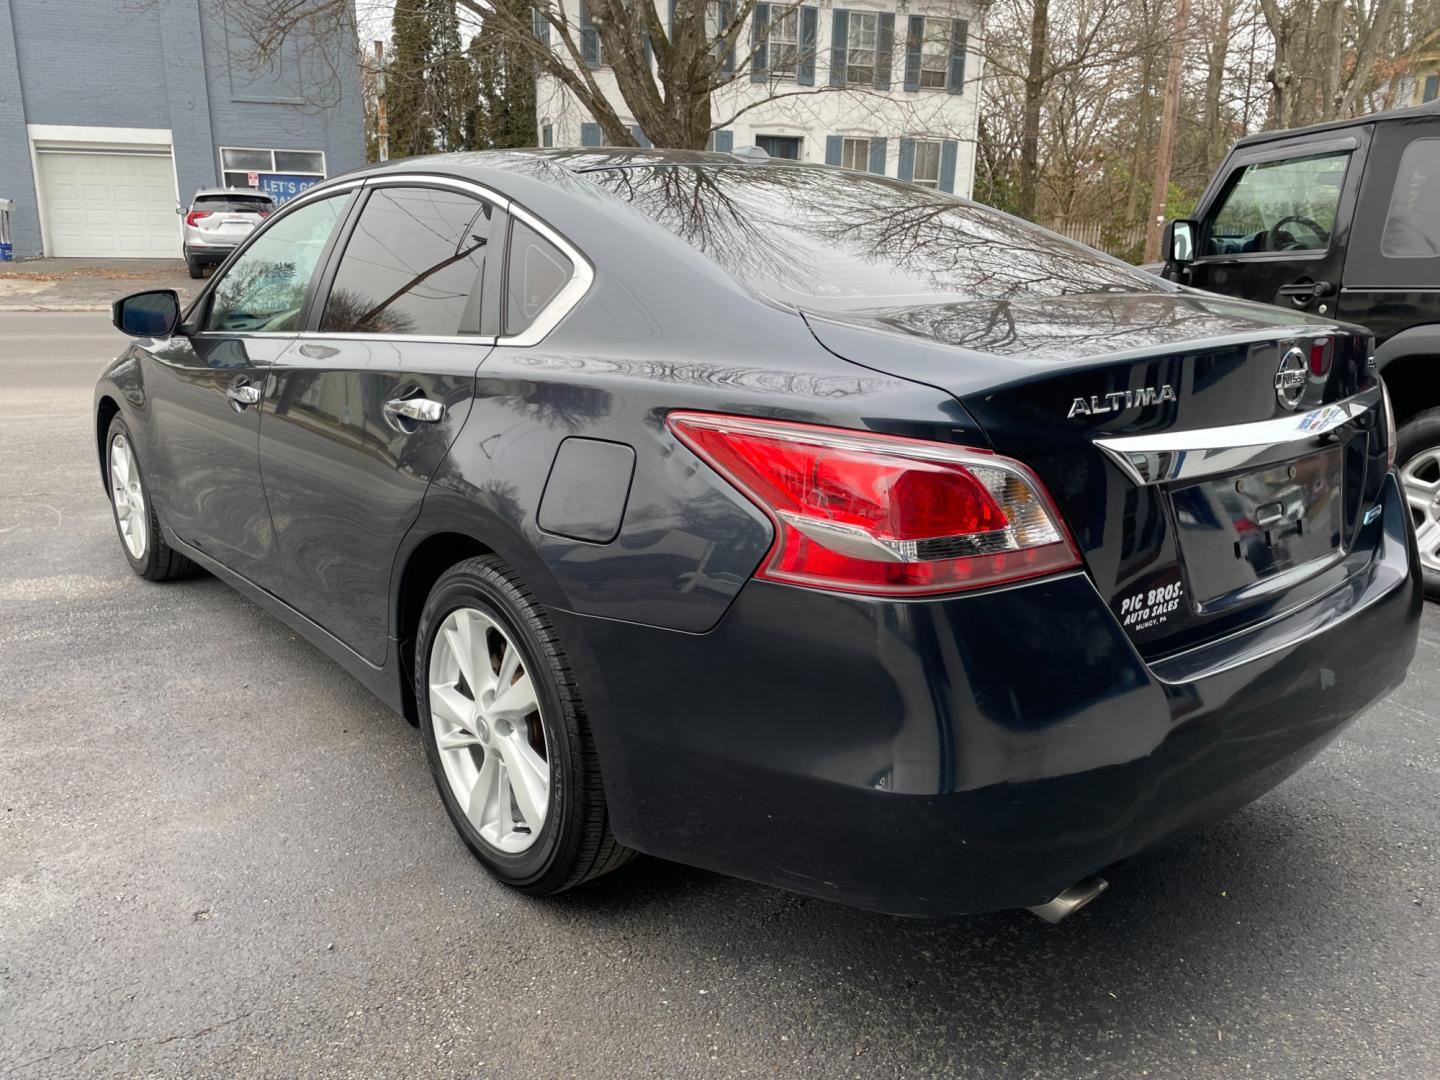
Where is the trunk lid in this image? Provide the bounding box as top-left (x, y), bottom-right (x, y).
top-left (804, 291), bottom-right (1387, 658)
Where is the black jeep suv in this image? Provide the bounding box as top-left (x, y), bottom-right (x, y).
top-left (1161, 99), bottom-right (1440, 596)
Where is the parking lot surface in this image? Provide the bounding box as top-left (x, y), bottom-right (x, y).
top-left (2, 311), bottom-right (1438, 1079)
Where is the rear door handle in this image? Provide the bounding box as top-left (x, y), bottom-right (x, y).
top-left (383, 395), bottom-right (445, 426)
top-left (226, 378), bottom-right (262, 409)
top-left (1278, 280), bottom-right (1334, 298)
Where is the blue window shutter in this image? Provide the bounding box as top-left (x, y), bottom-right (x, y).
top-left (631, 125), bottom-right (653, 148)
top-left (875, 13), bottom-right (894, 90)
top-left (1426, 74), bottom-right (1439, 102)
top-left (825, 135), bottom-right (842, 166)
top-left (903, 15), bottom-right (923, 92)
top-left (714, 129), bottom-right (734, 153)
top-left (829, 9), bottom-right (848, 87)
top-left (868, 136), bottom-right (887, 174)
top-left (580, 122), bottom-right (602, 147)
top-left (542, 124), bottom-right (553, 147)
top-left (669, 0), bottom-right (677, 36)
top-left (939, 139), bottom-right (958, 192)
top-left (796, 6), bottom-right (818, 86)
top-left (750, 3), bottom-right (770, 83)
top-left (948, 19), bottom-right (967, 94)
top-left (580, 0), bottom-right (600, 67)
top-left (898, 137), bottom-right (915, 181)
top-left (720, 0), bottom-right (736, 74)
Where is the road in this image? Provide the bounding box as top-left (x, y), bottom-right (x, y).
top-left (2, 310), bottom-right (1437, 1080)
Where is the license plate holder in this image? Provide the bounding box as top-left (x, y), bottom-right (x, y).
top-left (1170, 447), bottom-right (1346, 609)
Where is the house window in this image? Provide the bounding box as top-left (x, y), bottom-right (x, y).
top-left (912, 140), bottom-right (942, 188)
top-left (768, 7), bottom-right (800, 77)
top-left (841, 137), bottom-right (871, 171)
top-left (919, 18), bottom-right (951, 89)
top-left (847, 12), bottom-right (878, 86)
top-left (219, 146), bottom-right (326, 204)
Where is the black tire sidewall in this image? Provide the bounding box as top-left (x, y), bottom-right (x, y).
top-left (105, 416), bottom-right (161, 578)
top-left (1396, 407), bottom-right (1440, 599)
top-left (415, 562), bottom-right (577, 887)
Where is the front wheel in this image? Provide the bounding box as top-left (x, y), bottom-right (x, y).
top-left (1397, 406), bottom-right (1440, 599)
top-left (105, 416), bottom-right (198, 581)
top-left (415, 555), bottom-right (633, 894)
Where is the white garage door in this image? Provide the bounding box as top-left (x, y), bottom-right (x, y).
top-left (35, 150), bottom-right (179, 258)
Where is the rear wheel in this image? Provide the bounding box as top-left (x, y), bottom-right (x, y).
top-left (105, 416), bottom-right (197, 581)
top-left (185, 252), bottom-right (204, 279)
top-left (415, 556), bottom-right (633, 894)
top-left (1397, 406), bottom-right (1440, 599)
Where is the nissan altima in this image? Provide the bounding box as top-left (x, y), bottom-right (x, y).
top-left (96, 149), bottom-right (1423, 919)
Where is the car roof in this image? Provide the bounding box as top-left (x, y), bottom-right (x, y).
top-left (1234, 97), bottom-right (1440, 149)
top-left (192, 187), bottom-right (276, 200)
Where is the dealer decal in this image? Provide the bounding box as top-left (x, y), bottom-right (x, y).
top-left (1118, 580), bottom-right (1184, 632)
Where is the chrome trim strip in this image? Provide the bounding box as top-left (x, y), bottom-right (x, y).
top-left (1094, 385), bottom-right (1382, 485)
top-left (292, 331), bottom-right (497, 346)
top-left (362, 172), bottom-right (513, 212)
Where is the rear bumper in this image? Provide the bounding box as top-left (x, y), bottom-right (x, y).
top-left (183, 243), bottom-right (235, 265)
top-left (553, 473), bottom-right (1422, 916)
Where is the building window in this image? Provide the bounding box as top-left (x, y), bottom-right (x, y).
top-left (755, 135), bottom-right (802, 160)
top-left (768, 7), bottom-right (800, 78)
top-left (847, 12), bottom-right (878, 86)
top-left (841, 137), bottom-right (871, 171)
top-left (219, 146), bottom-right (326, 204)
top-left (912, 140), bottom-right (942, 188)
top-left (919, 18), bottom-right (950, 89)
top-left (542, 124), bottom-right (554, 147)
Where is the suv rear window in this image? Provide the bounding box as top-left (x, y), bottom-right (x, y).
top-left (193, 195), bottom-right (274, 213)
top-left (1381, 138), bottom-right (1440, 257)
top-left (584, 165), bottom-right (1159, 311)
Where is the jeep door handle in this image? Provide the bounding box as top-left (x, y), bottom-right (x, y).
top-left (1278, 280), bottom-right (1333, 298)
top-left (226, 379), bottom-right (262, 408)
top-left (383, 395), bottom-right (445, 424)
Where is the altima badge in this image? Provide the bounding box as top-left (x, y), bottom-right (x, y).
top-left (1068, 385), bottom-right (1176, 419)
top-left (1274, 348), bottom-right (1308, 410)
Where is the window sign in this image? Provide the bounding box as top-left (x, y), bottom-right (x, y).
top-left (219, 147), bottom-right (326, 204)
top-left (259, 174), bottom-right (321, 203)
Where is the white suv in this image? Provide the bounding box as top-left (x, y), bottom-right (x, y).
top-left (182, 188), bottom-right (276, 279)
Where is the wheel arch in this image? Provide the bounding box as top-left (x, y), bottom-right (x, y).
top-left (1374, 327), bottom-right (1440, 426)
top-left (95, 394), bottom-right (122, 492)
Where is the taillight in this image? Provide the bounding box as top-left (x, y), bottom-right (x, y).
top-left (184, 210), bottom-right (211, 227)
top-left (1309, 335), bottom-right (1332, 376)
top-left (667, 412), bottom-right (1081, 596)
top-left (258, 210), bottom-right (271, 218)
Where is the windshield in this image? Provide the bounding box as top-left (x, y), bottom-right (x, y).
top-left (584, 165), bottom-right (1165, 312)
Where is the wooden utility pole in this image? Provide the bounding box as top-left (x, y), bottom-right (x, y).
top-left (374, 39), bottom-right (390, 162)
top-left (1144, 0), bottom-right (1192, 262)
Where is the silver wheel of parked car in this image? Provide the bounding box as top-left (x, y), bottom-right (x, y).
top-left (109, 432), bottom-right (148, 561)
top-left (1402, 445), bottom-right (1440, 575)
top-left (428, 606), bottom-right (549, 854)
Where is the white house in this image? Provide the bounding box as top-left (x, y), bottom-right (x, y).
top-left (535, 1), bottom-right (984, 197)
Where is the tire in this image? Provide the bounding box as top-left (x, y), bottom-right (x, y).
top-left (186, 256), bottom-right (204, 280)
top-left (105, 416), bottom-right (199, 582)
top-left (1397, 406), bottom-right (1440, 600)
top-left (415, 555), bottom-right (633, 895)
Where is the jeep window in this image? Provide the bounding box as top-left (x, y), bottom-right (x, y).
top-left (1381, 139), bottom-right (1440, 257)
top-left (1207, 152), bottom-right (1349, 256)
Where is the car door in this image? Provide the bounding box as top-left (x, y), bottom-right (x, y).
top-left (143, 188), bottom-right (356, 590)
top-left (258, 179), bottom-right (497, 664)
top-left (1187, 128), bottom-right (1370, 317)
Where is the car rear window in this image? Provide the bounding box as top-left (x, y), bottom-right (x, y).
top-left (193, 195), bottom-right (274, 213)
top-left (583, 165), bottom-right (1165, 311)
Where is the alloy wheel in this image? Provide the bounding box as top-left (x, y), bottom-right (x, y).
top-left (428, 607), bottom-right (549, 853)
top-left (109, 433), bottom-right (148, 561)
top-left (1402, 446), bottom-right (1440, 575)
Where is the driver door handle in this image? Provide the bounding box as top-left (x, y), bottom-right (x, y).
top-left (1278, 280), bottom-right (1334, 298)
top-left (383, 395), bottom-right (445, 424)
top-left (226, 378), bottom-right (262, 408)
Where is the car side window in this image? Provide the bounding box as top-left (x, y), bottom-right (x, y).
top-left (204, 193), bottom-right (351, 333)
top-left (504, 220), bottom-right (574, 338)
top-left (1205, 151), bottom-right (1349, 256)
top-left (319, 186), bottom-right (493, 336)
top-left (1381, 139), bottom-right (1440, 258)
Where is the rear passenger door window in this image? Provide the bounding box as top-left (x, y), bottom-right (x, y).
top-left (504, 220), bottom-right (574, 338)
top-left (320, 185), bottom-right (494, 336)
top-left (1381, 139), bottom-right (1440, 257)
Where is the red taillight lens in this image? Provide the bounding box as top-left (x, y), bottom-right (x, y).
top-left (184, 210), bottom-right (211, 227)
top-left (258, 210), bottom-right (271, 218)
top-left (668, 412), bottom-right (1082, 596)
top-left (1309, 336), bottom-right (1332, 376)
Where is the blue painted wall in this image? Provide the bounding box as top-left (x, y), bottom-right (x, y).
top-left (0, 0), bottom-right (365, 257)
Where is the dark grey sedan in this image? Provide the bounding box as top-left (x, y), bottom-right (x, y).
top-left (96, 150), bottom-right (1421, 919)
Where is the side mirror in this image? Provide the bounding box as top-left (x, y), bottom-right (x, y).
top-left (1163, 219), bottom-right (1198, 267)
top-left (112, 289), bottom-right (182, 338)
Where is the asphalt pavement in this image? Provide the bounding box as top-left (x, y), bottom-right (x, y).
top-left (2, 310), bottom-right (1438, 1080)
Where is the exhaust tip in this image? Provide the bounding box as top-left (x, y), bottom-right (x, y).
top-left (1026, 875), bottom-right (1109, 924)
